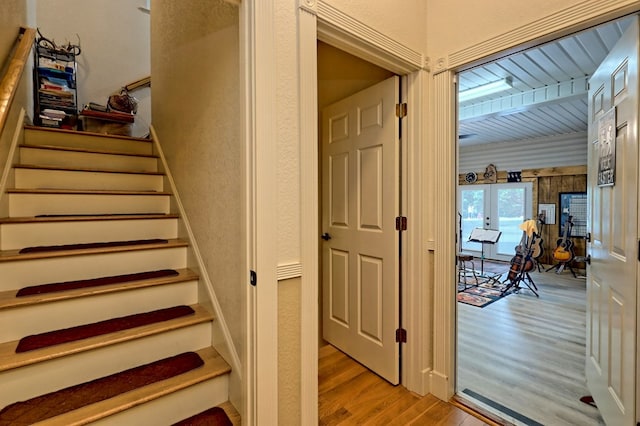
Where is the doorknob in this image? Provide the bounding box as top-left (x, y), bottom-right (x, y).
top-left (584, 254), bottom-right (591, 265)
top-left (321, 233), bottom-right (332, 241)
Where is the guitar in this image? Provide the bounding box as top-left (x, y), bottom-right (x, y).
top-left (553, 215), bottom-right (575, 263)
top-left (508, 231), bottom-right (535, 281)
top-left (530, 213), bottom-right (545, 259)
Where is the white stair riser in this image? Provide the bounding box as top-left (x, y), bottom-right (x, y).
top-left (1, 322), bottom-right (211, 408)
top-left (0, 280), bottom-right (198, 342)
top-left (24, 129), bottom-right (153, 155)
top-left (8, 193), bottom-right (170, 216)
top-left (0, 246), bottom-right (187, 292)
top-left (0, 218), bottom-right (178, 251)
top-left (20, 147), bottom-right (158, 172)
top-left (14, 168), bottom-right (164, 192)
top-left (92, 377), bottom-right (229, 426)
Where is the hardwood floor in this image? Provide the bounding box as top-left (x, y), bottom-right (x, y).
top-left (319, 345), bottom-right (495, 425)
top-left (457, 262), bottom-right (605, 425)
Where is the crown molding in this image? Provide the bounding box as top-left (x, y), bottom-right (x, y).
top-left (443, 0), bottom-right (639, 72)
top-left (315, 0), bottom-right (424, 74)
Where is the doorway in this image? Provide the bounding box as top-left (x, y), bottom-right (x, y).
top-left (455, 16), bottom-right (636, 425)
top-left (317, 42), bottom-right (401, 383)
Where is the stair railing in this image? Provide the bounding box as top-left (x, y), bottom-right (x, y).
top-left (0, 27), bottom-right (36, 136)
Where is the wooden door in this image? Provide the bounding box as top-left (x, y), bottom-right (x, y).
top-left (321, 76), bottom-right (400, 384)
top-left (586, 17), bottom-right (639, 426)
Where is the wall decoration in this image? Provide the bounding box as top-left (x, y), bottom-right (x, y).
top-left (538, 203), bottom-right (556, 225)
top-left (483, 164), bottom-right (497, 183)
top-left (597, 107), bottom-right (616, 187)
top-left (507, 170), bottom-right (522, 182)
top-left (559, 192), bottom-right (587, 237)
top-left (464, 172), bottom-right (477, 184)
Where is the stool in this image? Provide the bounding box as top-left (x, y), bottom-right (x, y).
top-left (457, 253), bottom-right (477, 290)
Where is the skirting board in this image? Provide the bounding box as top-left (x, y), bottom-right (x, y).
top-left (430, 369), bottom-right (450, 401)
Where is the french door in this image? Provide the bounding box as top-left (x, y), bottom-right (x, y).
top-left (458, 182), bottom-right (532, 262)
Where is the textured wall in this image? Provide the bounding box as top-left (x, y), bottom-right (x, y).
top-left (278, 277), bottom-right (301, 425)
top-left (0, 0), bottom-right (32, 216)
top-left (275, 0), bottom-right (301, 266)
top-left (0, 0), bottom-right (27, 61)
top-left (151, 0), bottom-right (242, 355)
top-left (36, 0), bottom-right (151, 134)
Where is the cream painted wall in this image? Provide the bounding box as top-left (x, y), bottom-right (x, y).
top-left (36, 0), bottom-right (151, 134)
top-left (323, 0), bottom-right (428, 55)
top-left (150, 0), bottom-right (242, 356)
top-left (0, 0), bottom-right (33, 210)
top-left (278, 277), bottom-right (301, 425)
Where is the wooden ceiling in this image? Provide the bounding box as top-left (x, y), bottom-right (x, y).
top-left (458, 16), bottom-right (634, 146)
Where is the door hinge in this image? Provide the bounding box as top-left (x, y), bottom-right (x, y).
top-left (396, 216), bottom-right (407, 231)
top-left (396, 328), bottom-right (407, 343)
top-left (250, 270), bottom-right (257, 286)
top-left (396, 103), bottom-right (407, 118)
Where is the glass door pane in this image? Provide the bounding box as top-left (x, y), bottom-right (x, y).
top-left (459, 186), bottom-right (488, 253)
top-left (494, 185), bottom-right (527, 259)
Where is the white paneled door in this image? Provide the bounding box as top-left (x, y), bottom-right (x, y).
top-left (321, 76), bottom-right (400, 384)
top-left (586, 16), bottom-right (638, 426)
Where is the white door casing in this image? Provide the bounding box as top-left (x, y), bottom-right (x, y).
top-left (586, 16), bottom-right (638, 426)
top-left (322, 76), bottom-right (400, 384)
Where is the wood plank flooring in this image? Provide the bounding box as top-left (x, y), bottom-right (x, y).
top-left (319, 345), bottom-right (496, 425)
top-left (457, 262), bottom-right (605, 425)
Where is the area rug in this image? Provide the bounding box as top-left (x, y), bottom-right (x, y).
top-left (0, 351), bottom-right (204, 425)
top-left (16, 305), bottom-right (195, 353)
top-left (172, 406), bottom-right (233, 426)
top-left (16, 269), bottom-right (179, 297)
top-left (457, 280), bottom-right (509, 308)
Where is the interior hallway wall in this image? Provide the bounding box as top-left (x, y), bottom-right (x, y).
top-left (36, 0), bottom-right (151, 134)
top-left (150, 0), bottom-right (242, 360)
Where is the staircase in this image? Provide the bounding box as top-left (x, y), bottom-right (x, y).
top-left (0, 126), bottom-right (237, 425)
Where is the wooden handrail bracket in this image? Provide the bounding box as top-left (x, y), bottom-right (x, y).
top-left (0, 27), bottom-right (36, 135)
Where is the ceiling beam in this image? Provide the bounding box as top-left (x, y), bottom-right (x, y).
top-left (459, 76), bottom-right (588, 122)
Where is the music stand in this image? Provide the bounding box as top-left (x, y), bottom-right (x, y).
top-left (468, 228), bottom-right (502, 275)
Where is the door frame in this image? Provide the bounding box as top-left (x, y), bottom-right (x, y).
top-left (297, 1), bottom-right (426, 423)
top-left (434, 0), bottom-right (640, 405)
top-left (291, 1), bottom-right (640, 425)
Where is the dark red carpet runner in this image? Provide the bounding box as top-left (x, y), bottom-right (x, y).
top-left (0, 351), bottom-right (204, 425)
top-left (18, 238), bottom-right (168, 254)
top-left (16, 269), bottom-right (179, 297)
top-left (16, 305), bottom-right (195, 353)
top-left (172, 406), bottom-right (233, 426)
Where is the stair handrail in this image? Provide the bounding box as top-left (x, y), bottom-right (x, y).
top-left (0, 27), bottom-right (36, 136)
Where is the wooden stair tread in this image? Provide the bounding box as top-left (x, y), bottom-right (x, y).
top-left (33, 347), bottom-right (230, 426)
top-left (20, 143), bottom-right (159, 159)
top-left (7, 188), bottom-right (170, 195)
top-left (216, 402), bottom-right (242, 426)
top-left (0, 268), bottom-right (198, 310)
top-left (14, 163), bottom-right (164, 176)
top-left (24, 125), bottom-right (153, 143)
top-left (0, 304), bottom-right (213, 373)
top-left (0, 238), bottom-right (188, 262)
top-left (0, 213), bottom-right (178, 224)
